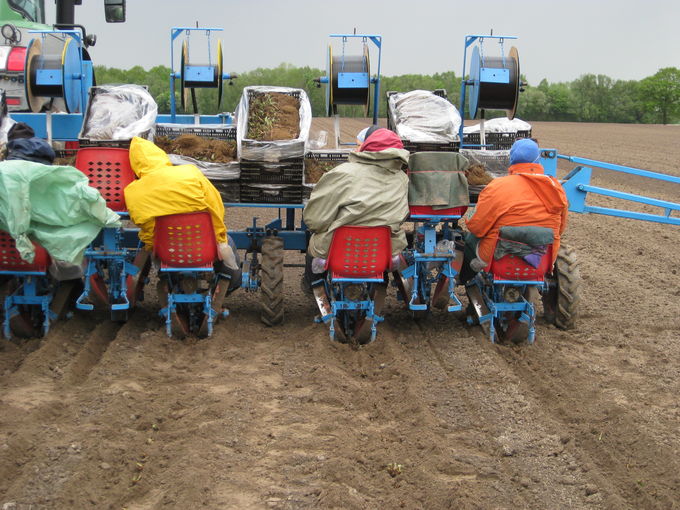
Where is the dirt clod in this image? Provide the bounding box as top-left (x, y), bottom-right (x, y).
top-left (466, 163), bottom-right (494, 185)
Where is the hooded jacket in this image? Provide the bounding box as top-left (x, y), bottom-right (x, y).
top-left (303, 133), bottom-right (410, 258)
top-left (124, 137), bottom-right (227, 250)
top-left (466, 162), bottom-right (568, 265)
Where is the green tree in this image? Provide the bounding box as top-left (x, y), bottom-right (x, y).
top-left (639, 67), bottom-right (680, 124)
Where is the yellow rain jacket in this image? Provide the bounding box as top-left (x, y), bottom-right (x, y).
top-left (124, 137), bottom-right (227, 250)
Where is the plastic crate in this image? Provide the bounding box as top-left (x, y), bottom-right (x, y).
top-left (462, 130), bottom-right (532, 150)
top-left (386, 89), bottom-right (459, 153)
top-left (240, 184), bottom-right (303, 204)
top-left (402, 140), bottom-right (459, 153)
top-left (241, 89), bottom-right (306, 161)
top-left (212, 180), bottom-right (240, 203)
top-left (240, 158), bottom-right (303, 185)
top-left (461, 149), bottom-right (511, 180)
top-left (304, 150), bottom-right (351, 185)
top-left (155, 123), bottom-right (236, 141)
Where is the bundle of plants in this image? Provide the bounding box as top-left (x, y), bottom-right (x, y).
top-left (247, 92), bottom-right (300, 141)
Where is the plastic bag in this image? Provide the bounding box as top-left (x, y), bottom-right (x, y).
top-left (167, 154), bottom-right (240, 180)
top-left (0, 160), bottom-right (121, 264)
top-left (460, 149), bottom-right (511, 179)
top-left (80, 85), bottom-right (158, 140)
top-left (463, 117), bottom-right (532, 133)
top-left (388, 90), bottom-right (461, 143)
top-left (235, 86), bottom-right (312, 161)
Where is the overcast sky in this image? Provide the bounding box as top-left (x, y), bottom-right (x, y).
top-left (46, 0), bottom-right (679, 85)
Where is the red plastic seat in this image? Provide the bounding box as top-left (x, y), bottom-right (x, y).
top-left (153, 212), bottom-right (217, 269)
top-left (489, 244), bottom-right (553, 281)
top-left (409, 205), bottom-right (467, 217)
top-left (326, 226), bottom-right (392, 280)
top-left (0, 230), bottom-right (50, 273)
top-left (75, 147), bottom-right (136, 212)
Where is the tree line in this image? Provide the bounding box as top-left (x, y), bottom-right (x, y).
top-left (94, 64), bottom-right (680, 124)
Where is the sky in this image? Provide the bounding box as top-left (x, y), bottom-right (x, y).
top-left (45, 0), bottom-right (680, 85)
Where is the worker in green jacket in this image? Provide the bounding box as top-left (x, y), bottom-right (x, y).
top-left (302, 127), bottom-right (409, 291)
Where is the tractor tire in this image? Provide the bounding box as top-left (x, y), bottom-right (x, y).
top-left (260, 236), bottom-right (284, 326)
top-left (544, 244), bottom-right (581, 330)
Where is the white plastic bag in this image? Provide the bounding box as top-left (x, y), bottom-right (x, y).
top-left (388, 90), bottom-right (461, 143)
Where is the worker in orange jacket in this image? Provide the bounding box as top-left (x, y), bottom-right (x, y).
top-left (462, 138), bottom-right (568, 281)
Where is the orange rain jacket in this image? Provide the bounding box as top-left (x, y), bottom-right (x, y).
top-left (124, 137), bottom-right (227, 250)
top-left (466, 162), bottom-right (569, 265)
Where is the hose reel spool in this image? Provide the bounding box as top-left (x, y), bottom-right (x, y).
top-left (327, 42), bottom-right (371, 116)
top-left (465, 37), bottom-right (521, 120)
top-left (170, 27), bottom-right (236, 116)
top-left (316, 34), bottom-right (382, 126)
top-left (24, 30), bottom-right (94, 113)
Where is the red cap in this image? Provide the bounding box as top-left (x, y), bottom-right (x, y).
top-left (359, 128), bottom-right (404, 152)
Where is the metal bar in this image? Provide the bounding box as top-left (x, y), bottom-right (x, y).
top-left (558, 154), bottom-right (680, 184)
top-left (580, 184), bottom-right (680, 211)
top-left (583, 205), bottom-right (680, 225)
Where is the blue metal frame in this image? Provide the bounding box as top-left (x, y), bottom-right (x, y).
top-left (319, 279), bottom-right (384, 343)
top-left (467, 275), bottom-right (545, 344)
top-left (158, 268), bottom-right (219, 338)
top-left (2, 274), bottom-right (56, 339)
top-left (76, 224), bottom-right (143, 317)
top-left (541, 151), bottom-right (680, 225)
top-left (399, 215), bottom-right (464, 314)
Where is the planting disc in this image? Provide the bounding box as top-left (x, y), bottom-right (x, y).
top-left (61, 37), bottom-right (82, 113)
top-left (24, 37), bottom-right (46, 112)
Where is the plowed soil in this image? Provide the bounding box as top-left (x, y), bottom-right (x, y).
top-left (1, 121), bottom-right (680, 509)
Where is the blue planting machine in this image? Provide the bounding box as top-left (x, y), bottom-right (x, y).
top-left (2, 29), bottom-right (679, 343)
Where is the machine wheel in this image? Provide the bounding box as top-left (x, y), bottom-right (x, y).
top-left (542, 245), bottom-right (581, 330)
top-left (260, 236), bottom-right (284, 326)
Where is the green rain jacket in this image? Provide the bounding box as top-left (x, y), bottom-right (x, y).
top-left (303, 148), bottom-right (410, 258)
top-left (0, 161), bottom-right (121, 264)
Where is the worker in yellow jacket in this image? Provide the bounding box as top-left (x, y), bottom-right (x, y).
top-left (124, 137), bottom-right (241, 289)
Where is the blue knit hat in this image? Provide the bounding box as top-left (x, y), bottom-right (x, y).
top-left (509, 138), bottom-right (540, 165)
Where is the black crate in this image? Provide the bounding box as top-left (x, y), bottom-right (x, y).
top-left (240, 184), bottom-right (303, 204)
top-left (212, 180), bottom-right (240, 203)
top-left (462, 129), bottom-right (532, 150)
top-left (403, 140), bottom-right (460, 154)
top-left (304, 150), bottom-right (350, 184)
top-left (240, 158), bottom-right (303, 185)
top-left (155, 123), bottom-right (237, 141)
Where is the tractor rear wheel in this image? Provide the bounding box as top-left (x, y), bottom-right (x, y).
top-left (543, 244), bottom-right (581, 330)
top-left (260, 236), bottom-right (284, 326)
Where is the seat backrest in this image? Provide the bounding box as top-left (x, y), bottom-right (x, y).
top-left (153, 212), bottom-right (218, 268)
top-left (409, 205), bottom-right (467, 218)
top-left (489, 244), bottom-right (553, 281)
top-left (327, 225), bottom-right (392, 280)
top-left (75, 147), bottom-right (136, 212)
top-left (0, 230), bottom-right (50, 273)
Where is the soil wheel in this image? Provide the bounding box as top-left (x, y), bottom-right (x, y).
top-left (542, 244), bottom-right (581, 330)
top-left (260, 236), bottom-right (284, 326)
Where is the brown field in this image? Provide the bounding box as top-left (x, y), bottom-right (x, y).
top-left (1, 121), bottom-right (679, 509)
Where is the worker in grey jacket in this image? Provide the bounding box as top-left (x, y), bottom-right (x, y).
top-left (302, 127), bottom-right (409, 290)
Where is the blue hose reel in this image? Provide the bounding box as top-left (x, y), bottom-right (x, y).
top-left (24, 30), bottom-right (93, 113)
